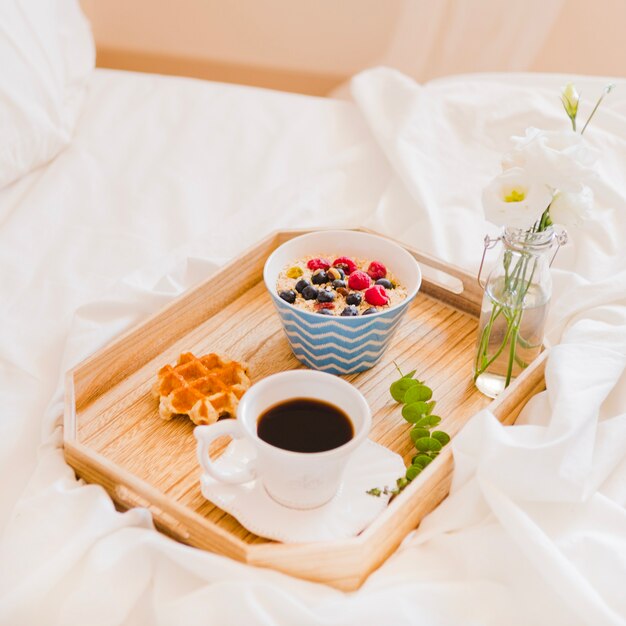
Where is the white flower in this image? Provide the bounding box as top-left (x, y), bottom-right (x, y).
top-left (502, 127), bottom-right (598, 192)
top-left (549, 186), bottom-right (594, 227)
top-left (482, 167), bottom-right (553, 229)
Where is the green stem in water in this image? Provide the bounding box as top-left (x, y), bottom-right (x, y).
top-left (505, 250), bottom-right (527, 297)
top-left (474, 249), bottom-right (527, 381)
top-left (474, 304), bottom-right (501, 378)
top-left (475, 242), bottom-right (540, 388)
top-left (505, 318), bottom-right (520, 387)
top-left (514, 352), bottom-right (529, 369)
top-left (476, 311), bottom-right (517, 378)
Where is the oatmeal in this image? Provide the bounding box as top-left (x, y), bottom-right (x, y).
top-left (276, 255), bottom-right (407, 316)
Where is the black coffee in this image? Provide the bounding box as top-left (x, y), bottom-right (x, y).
top-left (257, 398), bottom-right (353, 453)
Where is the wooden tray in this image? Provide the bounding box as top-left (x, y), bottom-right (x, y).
top-left (63, 228), bottom-right (547, 590)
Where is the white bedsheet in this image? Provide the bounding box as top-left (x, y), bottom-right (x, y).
top-left (0, 67), bottom-right (625, 626)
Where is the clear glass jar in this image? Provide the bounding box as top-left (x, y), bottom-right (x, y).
top-left (474, 227), bottom-right (561, 398)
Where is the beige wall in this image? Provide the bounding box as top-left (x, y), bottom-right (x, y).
top-left (81, 0), bottom-right (403, 75)
top-left (531, 0), bottom-right (626, 77)
top-left (80, 0), bottom-right (626, 95)
top-left (80, 0), bottom-right (406, 93)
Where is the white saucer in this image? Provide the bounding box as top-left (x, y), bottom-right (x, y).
top-left (199, 438), bottom-right (405, 543)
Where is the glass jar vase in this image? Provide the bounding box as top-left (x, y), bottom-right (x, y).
top-left (473, 227), bottom-right (565, 398)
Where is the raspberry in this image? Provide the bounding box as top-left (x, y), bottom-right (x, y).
top-left (367, 261), bottom-right (387, 280)
top-left (364, 285), bottom-right (389, 306)
top-left (348, 270), bottom-right (371, 291)
top-left (307, 258), bottom-right (330, 271)
top-left (315, 301), bottom-right (335, 310)
top-left (332, 256), bottom-right (357, 275)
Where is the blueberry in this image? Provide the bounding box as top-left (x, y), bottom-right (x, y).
top-left (317, 309), bottom-right (333, 315)
top-left (279, 289), bottom-right (296, 304)
top-left (332, 279), bottom-right (346, 289)
top-left (295, 278), bottom-right (309, 293)
top-left (317, 289), bottom-right (335, 303)
top-left (340, 305), bottom-right (358, 316)
top-left (346, 292), bottom-right (362, 306)
top-left (362, 307), bottom-right (378, 315)
top-left (311, 270), bottom-right (328, 285)
top-left (302, 285), bottom-right (319, 300)
top-left (376, 278), bottom-right (394, 289)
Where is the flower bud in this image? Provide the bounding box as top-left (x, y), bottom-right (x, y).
top-left (561, 83), bottom-right (579, 120)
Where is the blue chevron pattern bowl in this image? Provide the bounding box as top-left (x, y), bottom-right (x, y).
top-left (264, 230), bottom-right (421, 375)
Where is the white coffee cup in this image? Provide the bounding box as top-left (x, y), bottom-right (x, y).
top-left (194, 370), bottom-right (371, 509)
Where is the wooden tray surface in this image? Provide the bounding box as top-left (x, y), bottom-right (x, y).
top-left (64, 229), bottom-right (546, 589)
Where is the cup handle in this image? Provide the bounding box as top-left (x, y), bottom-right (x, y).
top-left (194, 421), bottom-right (256, 484)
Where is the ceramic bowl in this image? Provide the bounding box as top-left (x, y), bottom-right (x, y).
top-left (263, 230), bottom-right (421, 375)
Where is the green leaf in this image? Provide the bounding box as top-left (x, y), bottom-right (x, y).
top-left (424, 401), bottom-right (436, 415)
top-left (402, 401), bottom-right (431, 422)
top-left (414, 437), bottom-right (443, 453)
top-left (414, 414), bottom-right (441, 428)
top-left (396, 476), bottom-right (409, 490)
top-left (411, 454), bottom-right (433, 469)
top-left (390, 378), bottom-right (419, 402)
top-left (366, 487), bottom-right (382, 497)
top-left (431, 431), bottom-right (451, 446)
top-left (409, 427), bottom-right (430, 444)
top-left (403, 384), bottom-right (433, 404)
top-left (405, 464), bottom-right (422, 481)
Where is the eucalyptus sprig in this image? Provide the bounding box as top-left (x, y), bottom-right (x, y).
top-left (367, 363), bottom-right (450, 498)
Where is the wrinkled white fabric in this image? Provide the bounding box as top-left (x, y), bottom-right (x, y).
top-left (0, 0), bottom-right (94, 189)
top-left (1, 67), bottom-right (625, 626)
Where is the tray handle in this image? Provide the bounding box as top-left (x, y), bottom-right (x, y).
top-left (114, 484), bottom-right (191, 543)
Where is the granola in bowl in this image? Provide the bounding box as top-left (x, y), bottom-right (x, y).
top-left (276, 255), bottom-right (408, 316)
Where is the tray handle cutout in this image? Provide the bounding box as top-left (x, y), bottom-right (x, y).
top-left (419, 265), bottom-right (464, 295)
top-left (406, 250), bottom-right (483, 317)
top-left (114, 484), bottom-right (191, 543)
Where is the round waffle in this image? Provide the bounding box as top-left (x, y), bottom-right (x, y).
top-left (153, 352), bottom-right (251, 425)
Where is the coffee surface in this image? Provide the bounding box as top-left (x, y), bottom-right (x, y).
top-left (257, 398), bottom-right (353, 453)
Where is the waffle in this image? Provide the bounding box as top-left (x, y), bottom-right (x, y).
top-left (153, 352), bottom-right (251, 425)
